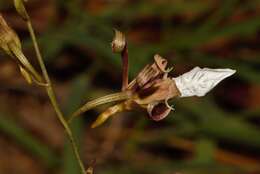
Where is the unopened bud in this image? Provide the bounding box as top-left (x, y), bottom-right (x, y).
top-left (0, 14), bottom-right (42, 83)
top-left (19, 65), bottom-right (32, 84)
top-left (111, 29), bottom-right (126, 53)
top-left (0, 14), bottom-right (21, 56)
top-left (10, 43), bottom-right (42, 82)
top-left (14, 0), bottom-right (29, 21)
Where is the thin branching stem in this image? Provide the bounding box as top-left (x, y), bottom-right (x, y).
top-left (26, 20), bottom-right (86, 174)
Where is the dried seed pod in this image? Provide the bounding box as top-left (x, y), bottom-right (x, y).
top-left (111, 29), bottom-right (126, 53)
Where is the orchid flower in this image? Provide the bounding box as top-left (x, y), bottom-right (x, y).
top-left (68, 30), bottom-right (236, 128)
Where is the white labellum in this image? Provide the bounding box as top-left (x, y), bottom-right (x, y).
top-left (173, 67), bottom-right (236, 97)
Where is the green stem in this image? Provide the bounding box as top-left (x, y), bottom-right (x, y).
top-left (26, 20), bottom-right (86, 174)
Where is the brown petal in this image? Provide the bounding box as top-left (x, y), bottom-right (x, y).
top-left (136, 78), bottom-right (180, 105)
top-left (136, 65), bottom-right (153, 86)
top-left (154, 54), bottom-right (168, 72)
top-left (91, 102), bottom-right (126, 128)
top-left (127, 65), bottom-right (158, 91)
top-left (147, 102), bottom-right (171, 121)
top-left (128, 54), bottom-right (168, 90)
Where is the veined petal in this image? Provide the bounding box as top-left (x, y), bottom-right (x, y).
top-left (174, 67), bottom-right (236, 97)
top-left (128, 54), bottom-right (168, 90)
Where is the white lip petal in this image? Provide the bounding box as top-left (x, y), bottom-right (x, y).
top-left (173, 67), bottom-right (236, 97)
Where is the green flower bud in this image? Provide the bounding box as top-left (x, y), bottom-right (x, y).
top-left (14, 0), bottom-right (29, 21)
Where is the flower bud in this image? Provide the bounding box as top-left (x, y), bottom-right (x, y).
top-left (111, 29), bottom-right (126, 53)
top-left (9, 42), bottom-right (42, 82)
top-left (14, 0), bottom-right (29, 21)
top-left (0, 14), bottom-right (42, 82)
top-left (19, 65), bottom-right (32, 84)
top-left (0, 14), bottom-right (21, 56)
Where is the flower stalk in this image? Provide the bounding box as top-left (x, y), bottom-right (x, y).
top-left (111, 29), bottom-right (128, 91)
top-left (26, 11), bottom-right (87, 174)
top-left (121, 44), bottom-right (129, 91)
top-left (12, 1), bottom-right (87, 173)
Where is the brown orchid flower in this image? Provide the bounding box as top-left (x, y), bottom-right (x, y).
top-left (68, 29), bottom-right (235, 128)
top-left (68, 30), bottom-right (180, 127)
top-left (89, 54), bottom-right (180, 128)
top-left (124, 54), bottom-right (180, 120)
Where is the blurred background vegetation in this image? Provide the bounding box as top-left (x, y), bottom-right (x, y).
top-left (0, 0), bottom-right (260, 174)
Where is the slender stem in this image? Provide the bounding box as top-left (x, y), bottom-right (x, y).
top-left (26, 20), bottom-right (86, 174)
top-left (121, 44), bottom-right (129, 91)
